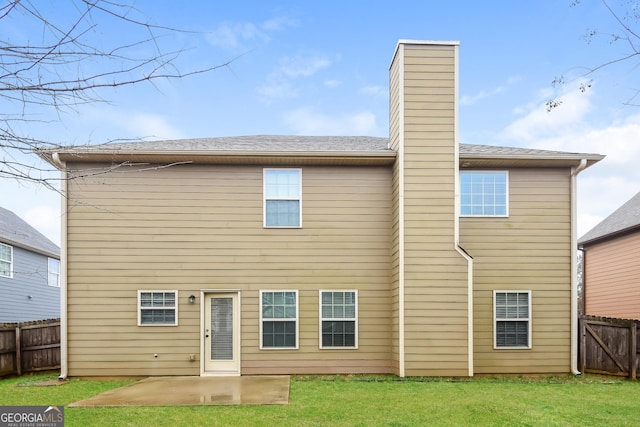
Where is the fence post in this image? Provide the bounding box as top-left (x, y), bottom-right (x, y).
top-left (579, 317), bottom-right (586, 373)
top-left (15, 326), bottom-right (21, 376)
top-left (630, 320), bottom-right (637, 380)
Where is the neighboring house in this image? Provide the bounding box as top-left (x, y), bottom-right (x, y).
top-left (578, 191), bottom-right (640, 320)
top-left (39, 40), bottom-right (604, 378)
top-left (0, 207), bottom-right (60, 322)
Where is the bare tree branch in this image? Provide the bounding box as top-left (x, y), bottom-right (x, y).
top-left (1, 0), bottom-right (236, 189)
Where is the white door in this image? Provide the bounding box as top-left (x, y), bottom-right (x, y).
top-left (203, 292), bottom-right (240, 374)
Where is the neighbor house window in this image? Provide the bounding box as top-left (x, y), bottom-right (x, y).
top-left (264, 169), bottom-right (302, 227)
top-left (260, 290), bottom-right (298, 349)
top-left (320, 290), bottom-right (358, 349)
top-left (494, 291), bottom-right (531, 349)
top-left (138, 291), bottom-right (178, 326)
top-left (0, 243), bottom-right (12, 278)
top-left (460, 171), bottom-right (508, 216)
top-left (48, 258), bottom-right (60, 287)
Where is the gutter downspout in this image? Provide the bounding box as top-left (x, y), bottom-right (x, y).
top-left (570, 158), bottom-right (587, 375)
top-left (452, 44), bottom-right (474, 377)
top-left (52, 153), bottom-right (68, 380)
top-left (397, 43), bottom-right (406, 378)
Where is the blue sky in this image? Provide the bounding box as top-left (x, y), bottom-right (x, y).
top-left (3, 0), bottom-right (639, 245)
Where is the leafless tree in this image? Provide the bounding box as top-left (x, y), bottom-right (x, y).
top-left (1, 0), bottom-right (233, 190)
top-left (547, 0), bottom-right (640, 110)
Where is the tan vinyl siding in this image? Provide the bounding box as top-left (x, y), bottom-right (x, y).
top-left (461, 168), bottom-right (572, 374)
top-left (397, 43), bottom-right (470, 376)
top-left (65, 163), bottom-right (392, 376)
top-left (584, 232), bottom-right (640, 320)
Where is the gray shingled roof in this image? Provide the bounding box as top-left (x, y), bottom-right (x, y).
top-left (579, 191), bottom-right (640, 246)
top-left (46, 136), bottom-right (600, 160)
top-left (56, 136), bottom-right (392, 153)
top-left (0, 207), bottom-right (60, 258)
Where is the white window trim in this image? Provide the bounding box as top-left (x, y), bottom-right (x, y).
top-left (259, 290), bottom-right (299, 350)
top-left (47, 258), bottom-right (60, 287)
top-left (263, 168), bottom-right (303, 228)
top-left (460, 170), bottom-right (509, 218)
top-left (0, 243), bottom-right (13, 279)
top-left (319, 289), bottom-right (359, 350)
top-left (493, 290), bottom-right (532, 350)
top-left (137, 290), bottom-right (178, 326)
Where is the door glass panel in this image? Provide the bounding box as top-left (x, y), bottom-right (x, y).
top-left (211, 298), bottom-right (233, 360)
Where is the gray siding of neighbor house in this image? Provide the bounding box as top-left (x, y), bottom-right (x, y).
top-left (0, 245), bottom-right (60, 322)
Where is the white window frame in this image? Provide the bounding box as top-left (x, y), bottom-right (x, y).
top-left (493, 290), bottom-right (532, 349)
top-left (259, 290), bottom-right (299, 350)
top-left (263, 168), bottom-right (302, 228)
top-left (48, 258), bottom-right (60, 287)
top-left (460, 171), bottom-right (509, 217)
top-left (0, 243), bottom-right (13, 279)
top-left (137, 290), bottom-right (178, 326)
top-left (319, 290), bottom-right (358, 349)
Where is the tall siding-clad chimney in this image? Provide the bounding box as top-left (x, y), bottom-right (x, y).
top-left (389, 40), bottom-right (472, 377)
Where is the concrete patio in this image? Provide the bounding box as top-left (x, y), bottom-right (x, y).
top-left (69, 376), bottom-right (290, 407)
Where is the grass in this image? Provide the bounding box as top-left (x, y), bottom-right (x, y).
top-left (1, 373), bottom-right (638, 426)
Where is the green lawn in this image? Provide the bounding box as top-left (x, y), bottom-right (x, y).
top-left (1, 373), bottom-right (638, 426)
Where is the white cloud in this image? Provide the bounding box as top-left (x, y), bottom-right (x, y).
top-left (283, 107), bottom-right (379, 135)
top-left (120, 113), bottom-right (186, 140)
top-left (461, 76), bottom-right (520, 106)
top-left (24, 205), bottom-right (60, 246)
top-left (497, 80), bottom-right (640, 238)
top-left (206, 16), bottom-right (298, 51)
top-left (259, 55), bottom-right (333, 102)
top-left (359, 85), bottom-right (386, 98)
top-left (324, 79), bottom-right (341, 88)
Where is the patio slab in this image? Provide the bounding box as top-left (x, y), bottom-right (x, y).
top-left (69, 375), bottom-right (290, 407)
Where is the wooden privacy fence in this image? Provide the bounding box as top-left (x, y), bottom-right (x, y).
top-left (579, 315), bottom-right (639, 379)
top-left (0, 318), bottom-right (60, 377)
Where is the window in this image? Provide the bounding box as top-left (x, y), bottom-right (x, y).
top-left (260, 290), bottom-right (298, 349)
top-left (264, 169), bottom-right (302, 227)
top-left (494, 291), bottom-right (531, 349)
top-left (138, 291), bottom-right (178, 326)
top-left (320, 290), bottom-right (358, 349)
top-left (0, 243), bottom-right (12, 278)
top-left (48, 258), bottom-right (60, 287)
top-left (460, 171), bottom-right (508, 216)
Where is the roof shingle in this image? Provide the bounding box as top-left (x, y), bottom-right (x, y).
top-left (579, 191), bottom-right (640, 245)
top-left (0, 207), bottom-right (60, 258)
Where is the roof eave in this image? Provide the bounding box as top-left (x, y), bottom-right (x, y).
top-left (48, 150), bottom-right (397, 167)
top-left (0, 237), bottom-right (60, 259)
top-left (459, 153), bottom-right (605, 169)
top-left (579, 224), bottom-right (640, 248)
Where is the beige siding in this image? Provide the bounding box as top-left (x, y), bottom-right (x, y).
top-left (394, 42), bottom-right (470, 376)
top-left (461, 168), bottom-right (572, 374)
top-left (584, 232), bottom-right (640, 320)
top-left (65, 163), bottom-right (392, 376)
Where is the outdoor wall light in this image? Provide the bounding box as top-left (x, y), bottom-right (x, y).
top-left (188, 294), bottom-right (196, 304)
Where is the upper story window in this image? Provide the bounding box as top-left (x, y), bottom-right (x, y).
top-left (264, 169), bottom-right (302, 228)
top-left (0, 243), bottom-right (12, 278)
top-left (460, 171), bottom-right (508, 217)
top-left (48, 258), bottom-right (60, 287)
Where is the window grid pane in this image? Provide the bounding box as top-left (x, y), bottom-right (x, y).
top-left (265, 169), bottom-right (301, 227)
top-left (321, 291), bottom-right (356, 348)
top-left (495, 291), bottom-right (529, 348)
top-left (0, 244), bottom-right (11, 278)
top-left (140, 291), bottom-right (177, 325)
top-left (460, 172), bottom-right (507, 216)
top-left (262, 291), bottom-right (297, 348)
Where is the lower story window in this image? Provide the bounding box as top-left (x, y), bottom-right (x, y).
top-left (320, 290), bottom-right (357, 348)
top-left (138, 290), bottom-right (177, 326)
top-left (261, 290), bottom-right (298, 349)
top-left (494, 290), bottom-right (531, 349)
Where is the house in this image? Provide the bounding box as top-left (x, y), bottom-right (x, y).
top-left (39, 40), bottom-right (604, 378)
top-left (0, 207), bottom-right (61, 322)
top-left (578, 191), bottom-right (640, 320)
